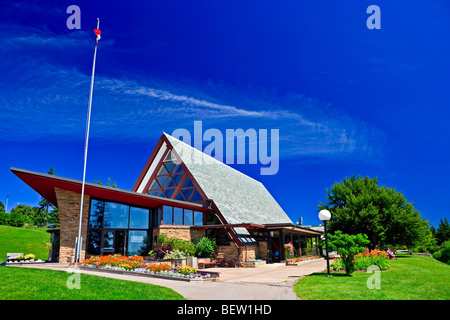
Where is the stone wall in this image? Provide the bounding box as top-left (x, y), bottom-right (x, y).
top-left (153, 226), bottom-right (205, 242)
top-left (55, 188), bottom-right (90, 263)
top-left (215, 243), bottom-right (240, 261)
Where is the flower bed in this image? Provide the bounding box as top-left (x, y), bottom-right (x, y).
top-left (330, 249), bottom-right (390, 272)
top-left (79, 254), bottom-right (218, 281)
top-left (286, 256), bottom-right (322, 265)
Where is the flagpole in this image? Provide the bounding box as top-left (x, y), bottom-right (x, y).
top-left (75, 18), bottom-right (100, 263)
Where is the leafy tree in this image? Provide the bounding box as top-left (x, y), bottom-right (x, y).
top-left (0, 201), bottom-right (4, 212)
top-left (38, 167), bottom-right (57, 227)
top-left (319, 175), bottom-right (428, 250)
top-left (47, 207), bottom-right (60, 228)
top-left (326, 231), bottom-right (370, 275)
top-left (8, 211), bottom-right (24, 227)
top-left (435, 218), bottom-right (450, 246)
top-left (94, 177), bottom-right (117, 188)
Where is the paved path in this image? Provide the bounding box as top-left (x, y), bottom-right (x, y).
top-left (14, 259), bottom-right (327, 300)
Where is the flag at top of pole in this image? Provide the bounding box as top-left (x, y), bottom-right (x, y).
top-left (75, 18), bottom-right (101, 263)
top-left (94, 18), bottom-right (101, 45)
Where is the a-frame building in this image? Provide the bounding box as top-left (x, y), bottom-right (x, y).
top-left (12, 133), bottom-right (322, 263)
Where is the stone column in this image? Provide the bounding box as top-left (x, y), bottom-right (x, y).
top-left (55, 188), bottom-right (90, 263)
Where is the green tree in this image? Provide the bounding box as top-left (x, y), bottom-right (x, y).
top-left (0, 201), bottom-right (4, 212)
top-left (94, 177), bottom-right (117, 188)
top-left (38, 167), bottom-right (57, 227)
top-left (435, 218), bottom-right (450, 246)
top-left (326, 231), bottom-right (370, 276)
top-left (319, 175), bottom-right (429, 250)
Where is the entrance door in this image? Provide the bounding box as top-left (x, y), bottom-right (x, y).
top-left (269, 231), bottom-right (282, 263)
top-left (115, 231), bottom-right (126, 256)
top-left (101, 230), bottom-right (127, 256)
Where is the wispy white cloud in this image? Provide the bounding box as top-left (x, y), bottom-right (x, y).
top-left (0, 23), bottom-right (384, 162)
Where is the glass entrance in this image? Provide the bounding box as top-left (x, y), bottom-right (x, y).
top-left (101, 230), bottom-right (126, 256)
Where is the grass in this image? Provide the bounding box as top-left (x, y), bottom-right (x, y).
top-left (0, 266), bottom-right (185, 300)
top-left (294, 254), bottom-right (450, 300)
top-left (0, 225), bottom-right (50, 261)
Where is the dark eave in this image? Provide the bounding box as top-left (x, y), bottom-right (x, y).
top-left (192, 222), bottom-right (323, 235)
top-left (10, 167), bottom-right (209, 212)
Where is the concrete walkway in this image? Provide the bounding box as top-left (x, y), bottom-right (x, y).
top-left (14, 259), bottom-right (327, 300)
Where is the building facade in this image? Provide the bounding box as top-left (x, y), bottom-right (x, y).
top-left (12, 133), bottom-right (322, 263)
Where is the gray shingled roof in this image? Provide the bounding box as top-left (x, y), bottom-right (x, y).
top-left (164, 133), bottom-right (293, 232)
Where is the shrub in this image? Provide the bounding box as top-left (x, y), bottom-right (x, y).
top-left (195, 237), bottom-right (217, 258)
top-left (326, 231), bottom-right (370, 276)
top-left (170, 238), bottom-right (196, 257)
top-left (152, 234), bottom-right (195, 258)
top-left (433, 241), bottom-right (450, 264)
top-left (8, 212), bottom-right (24, 227)
top-left (164, 249), bottom-right (188, 259)
top-left (330, 258), bottom-right (345, 271)
top-left (24, 254), bottom-right (36, 260)
top-left (0, 212), bottom-right (10, 225)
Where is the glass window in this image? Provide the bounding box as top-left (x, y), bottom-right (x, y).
top-left (164, 177), bottom-right (176, 188)
top-left (182, 189), bottom-right (194, 200)
top-left (193, 211), bottom-right (203, 226)
top-left (206, 212), bottom-right (220, 225)
top-left (89, 199), bottom-right (105, 228)
top-left (164, 150), bottom-right (175, 162)
top-left (190, 190), bottom-right (203, 202)
top-left (128, 230), bottom-right (149, 256)
top-left (172, 173), bottom-right (183, 185)
top-left (148, 190), bottom-right (159, 196)
top-left (156, 176), bottom-right (167, 187)
top-left (157, 207), bottom-right (161, 226)
top-left (103, 231), bottom-right (115, 254)
top-left (175, 191), bottom-right (185, 201)
top-left (172, 164), bottom-right (183, 174)
top-left (165, 188), bottom-right (176, 198)
top-left (129, 207), bottom-right (149, 229)
top-left (87, 229), bottom-right (101, 255)
top-left (182, 177), bottom-right (194, 188)
top-left (183, 209), bottom-right (193, 225)
top-left (173, 207), bottom-right (183, 225)
top-left (164, 161), bottom-right (175, 173)
top-left (163, 205), bottom-right (173, 225)
top-left (148, 180), bottom-right (158, 191)
top-left (157, 165), bottom-right (168, 176)
top-left (103, 202), bottom-right (129, 229)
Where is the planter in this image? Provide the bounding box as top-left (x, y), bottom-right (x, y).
top-left (78, 265), bottom-right (219, 282)
top-left (286, 257), bottom-right (323, 266)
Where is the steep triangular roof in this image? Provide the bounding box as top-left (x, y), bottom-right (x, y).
top-left (134, 133), bottom-right (293, 229)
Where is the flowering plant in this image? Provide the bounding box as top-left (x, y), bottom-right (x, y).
top-left (80, 255), bottom-right (211, 279)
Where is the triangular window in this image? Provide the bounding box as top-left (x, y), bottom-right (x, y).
top-left (145, 148), bottom-right (205, 203)
top-left (164, 150), bottom-right (175, 162)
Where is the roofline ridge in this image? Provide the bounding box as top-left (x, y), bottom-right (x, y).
top-left (163, 132), bottom-right (263, 185)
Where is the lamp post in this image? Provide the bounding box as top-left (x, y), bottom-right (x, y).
top-left (319, 209), bottom-right (331, 276)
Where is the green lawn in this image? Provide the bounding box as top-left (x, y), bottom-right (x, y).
top-left (0, 225), bottom-right (50, 261)
top-left (0, 266), bottom-right (185, 300)
top-left (294, 254), bottom-right (450, 300)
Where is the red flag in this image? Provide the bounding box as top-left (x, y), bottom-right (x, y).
top-left (94, 28), bottom-right (101, 45)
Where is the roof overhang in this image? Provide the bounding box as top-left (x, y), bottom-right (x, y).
top-left (264, 223), bottom-right (323, 236)
top-left (11, 168), bottom-right (210, 212)
top-left (192, 222), bottom-right (323, 236)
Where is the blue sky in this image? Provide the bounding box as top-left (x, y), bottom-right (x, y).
top-left (1, 0), bottom-right (449, 227)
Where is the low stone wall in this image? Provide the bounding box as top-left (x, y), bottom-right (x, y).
top-left (240, 260), bottom-right (266, 268)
